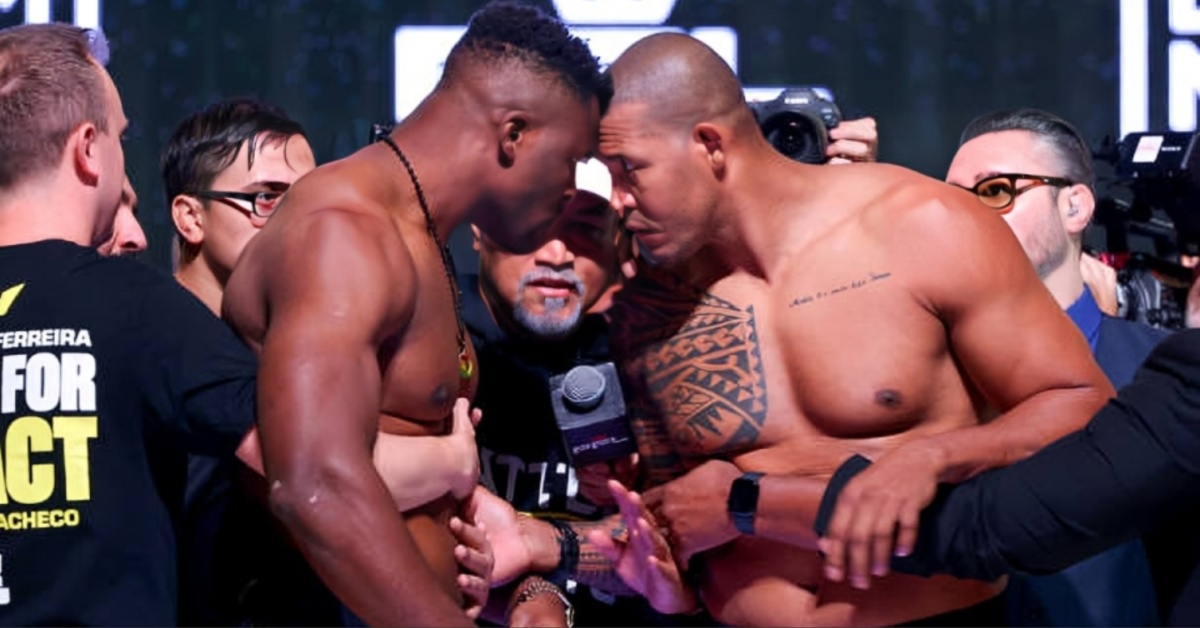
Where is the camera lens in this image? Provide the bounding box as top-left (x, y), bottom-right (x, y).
top-left (761, 113), bottom-right (825, 164)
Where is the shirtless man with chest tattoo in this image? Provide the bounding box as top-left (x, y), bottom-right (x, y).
top-left (592, 33), bottom-right (1114, 627)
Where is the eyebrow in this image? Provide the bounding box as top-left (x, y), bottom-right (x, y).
top-left (243, 180), bottom-right (293, 191)
top-left (972, 171), bottom-right (1004, 184)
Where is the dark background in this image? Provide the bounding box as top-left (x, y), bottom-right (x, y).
top-left (0, 0), bottom-right (1135, 271)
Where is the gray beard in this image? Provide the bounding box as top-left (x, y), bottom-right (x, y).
top-left (513, 270), bottom-right (586, 340)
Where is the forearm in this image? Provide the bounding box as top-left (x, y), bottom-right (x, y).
top-left (373, 434), bottom-right (457, 512)
top-left (240, 429), bottom-right (461, 512)
top-left (819, 392), bottom-right (1200, 581)
top-left (269, 461), bottom-right (470, 626)
top-left (521, 514), bottom-right (639, 596)
top-left (750, 474), bottom-right (828, 550)
top-left (923, 386), bottom-right (1111, 482)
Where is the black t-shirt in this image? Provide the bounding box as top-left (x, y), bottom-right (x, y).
top-left (0, 240), bottom-right (257, 626)
top-left (463, 274), bottom-right (682, 627)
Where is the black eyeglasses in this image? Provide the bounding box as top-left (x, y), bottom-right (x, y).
top-left (959, 173), bottom-right (1074, 213)
top-left (191, 190), bottom-right (285, 219)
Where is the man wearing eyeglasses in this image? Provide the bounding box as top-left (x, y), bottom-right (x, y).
top-left (163, 98), bottom-right (317, 315)
top-left (944, 108), bottom-right (1168, 627)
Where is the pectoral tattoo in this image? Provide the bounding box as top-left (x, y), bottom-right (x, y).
top-left (789, 271), bottom-right (892, 308)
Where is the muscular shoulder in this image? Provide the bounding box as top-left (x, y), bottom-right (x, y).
top-left (834, 164), bottom-right (987, 236)
top-left (232, 157), bottom-right (419, 335)
top-left (841, 165), bottom-right (1023, 268)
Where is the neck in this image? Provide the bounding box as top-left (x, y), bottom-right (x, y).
top-left (1042, 254), bottom-right (1086, 310)
top-left (710, 147), bottom-right (815, 281)
top-left (0, 176), bottom-right (95, 247)
top-left (175, 258), bottom-right (226, 316)
top-left (388, 96), bottom-right (489, 238)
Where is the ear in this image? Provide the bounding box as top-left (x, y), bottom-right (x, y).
top-left (1059, 183), bottom-right (1095, 236)
top-left (70, 122), bottom-right (102, 185)
top-left (693, 122), bottom-right (726, 173)
top-left (471, 223), bottom-right (482, 251)
top-left (171, 194), bottom-right (207, 246)
top-left (498, 115), bottom-right (529, 168)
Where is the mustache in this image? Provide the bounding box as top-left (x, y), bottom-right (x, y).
top-left (517, 267), bottom-right (586, 296)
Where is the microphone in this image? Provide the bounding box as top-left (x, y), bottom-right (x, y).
top-left (549, 362), bottom-right (637, 466)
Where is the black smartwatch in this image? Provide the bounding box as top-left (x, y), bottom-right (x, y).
top-left (727, 471), bottom-right (764, 535)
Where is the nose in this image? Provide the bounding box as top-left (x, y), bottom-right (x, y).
top-left (119, 219), bottom-right (148, 254)
top-left (533, 237), bottom-right (574, 267)
top-left (611, 180), bottom-right (637, 221)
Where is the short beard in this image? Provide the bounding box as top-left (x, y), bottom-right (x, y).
top-left (513, 269), bottom-right (586, 340)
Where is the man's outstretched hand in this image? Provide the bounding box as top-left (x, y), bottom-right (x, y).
top-left (643, 459), bottom-right (741, 568)
top-left (586, 480), bottom-right (699, 615)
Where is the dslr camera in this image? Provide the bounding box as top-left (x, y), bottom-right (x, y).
top-left (1091, 130), bottom-right (1200, 330)
top-left (748, 87), bottom-right (842, 164)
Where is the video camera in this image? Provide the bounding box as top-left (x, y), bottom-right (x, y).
top-left (1091, 131), bottom-right (1200, 329)
top-left (749, 87), bottom-right (841, 164)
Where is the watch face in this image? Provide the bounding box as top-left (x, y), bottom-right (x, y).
top-left (729, 477), bottom-right (759, 514)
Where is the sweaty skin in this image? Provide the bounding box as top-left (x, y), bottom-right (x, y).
top-left (224, 147), bottom-right (478, 624)
top-left (603, 34), bottom-right (1113, 627)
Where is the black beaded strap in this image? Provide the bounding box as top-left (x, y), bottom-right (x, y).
top-left (545, 518), bottom-right (580, 585)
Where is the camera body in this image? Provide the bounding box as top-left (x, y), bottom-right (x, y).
top-left (748, 87), bottom-right (842, 164)
top-left (1091, 131), bottom-right (1200, 331)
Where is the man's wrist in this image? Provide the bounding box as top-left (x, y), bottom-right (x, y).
top-left (727, 471), bottom-right (765, 535)
top-left (909, 434), bottom-right (955, 482)
top-left (519, 515), bottom-right (562, 573)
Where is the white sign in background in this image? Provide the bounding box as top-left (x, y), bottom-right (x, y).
top-left (1119, 0), bottom-right (1199, 136)
top-left (393, 0), bottom-right (791, 122)
top-left (0, 0), bottom-right (100, 29)
top-left (0, 1), bottom-right (1194, 144)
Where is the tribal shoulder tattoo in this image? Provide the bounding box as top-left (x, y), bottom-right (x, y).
top-left (611, 272), bottom-right (769, 480)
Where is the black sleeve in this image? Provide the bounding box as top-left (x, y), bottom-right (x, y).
top-left (817, 329), bottom-right (1200, 580)
top-left (135, 275), bottom-right (258, 457)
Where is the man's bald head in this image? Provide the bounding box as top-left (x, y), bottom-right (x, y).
top-left (607, 33), bottom-right (751, 133)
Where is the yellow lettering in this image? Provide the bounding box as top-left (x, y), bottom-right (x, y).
top-left (0, 438), bottom-right (6, 505)
top-left (50, 509), bottom-right (64, 527)
top-left (5, 416), bottom-right (54, 504)
top-left (0, 514), bottom-right (6, 529)
top-left (35, 509), bottom-right (48, 527)
top-left (53, 416), bottom-right (96, 501)
top-left (64, 508), bottom-right (78, 525)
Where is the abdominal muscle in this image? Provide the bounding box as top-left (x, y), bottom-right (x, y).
top-left (380, 413), bottom-right (464, 605)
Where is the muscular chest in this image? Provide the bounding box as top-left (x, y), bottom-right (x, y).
top-left (377, 253), bottom-right (478, 432)
top-left (616, 268), bottom-right (959, 462)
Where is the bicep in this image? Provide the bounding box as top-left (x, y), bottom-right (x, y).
top-left (913, 205), bottom-right (1106, 409)
top-left (254, 213), bottom-right (411, 478)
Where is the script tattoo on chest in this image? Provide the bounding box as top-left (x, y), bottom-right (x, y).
top-left (613, 277), bottom-right (769, 457)
top-left (788, 271), bottom-right (892, 308)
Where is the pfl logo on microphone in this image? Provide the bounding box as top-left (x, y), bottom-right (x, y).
top-left (1120, 0), bottom-right (1200, 136)
top-left (0, 0), bottom-right (101, 29)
